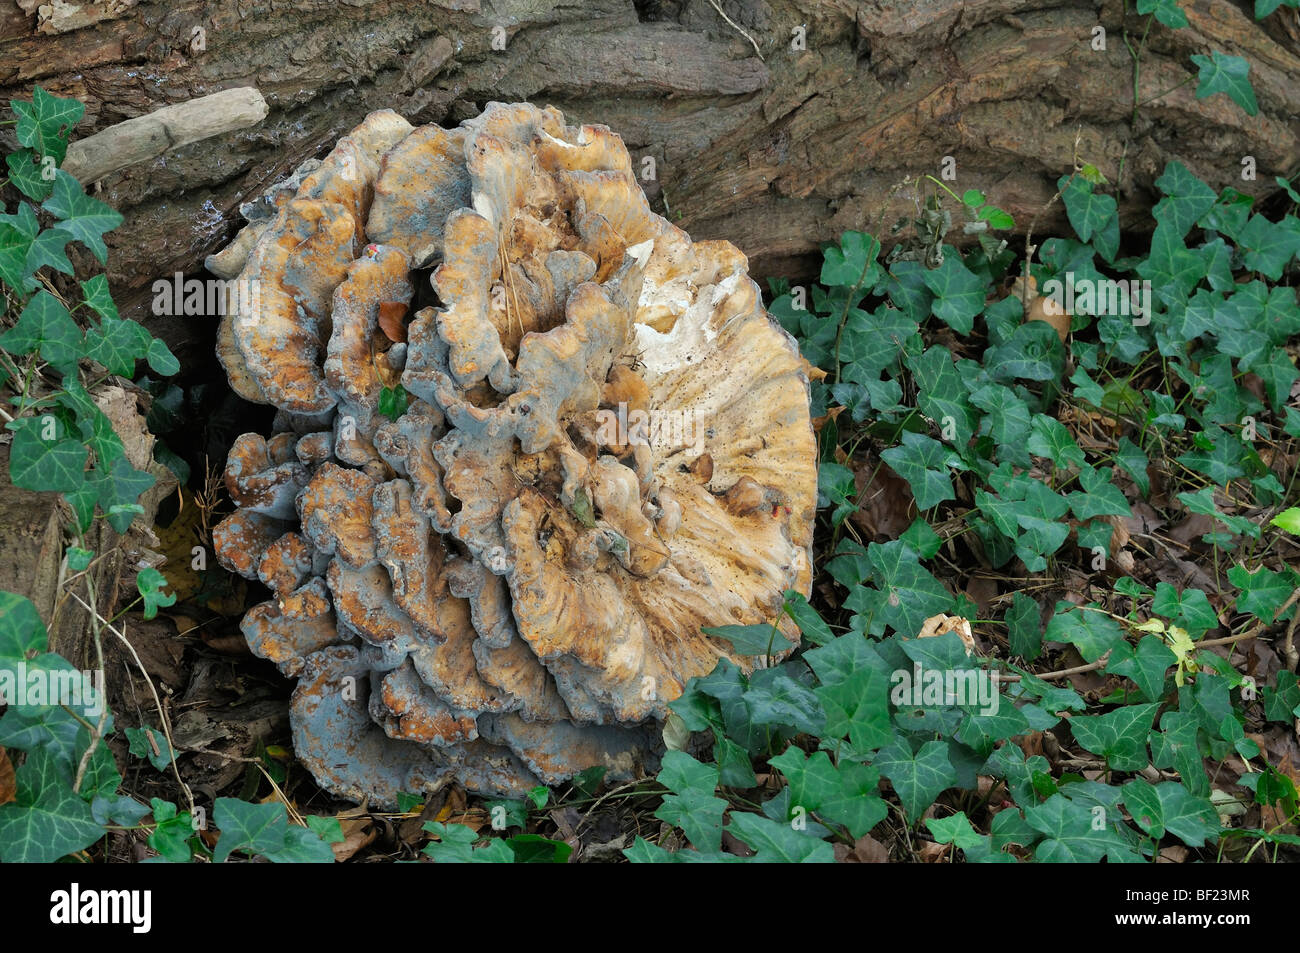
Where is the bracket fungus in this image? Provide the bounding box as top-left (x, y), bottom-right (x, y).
top-left (209, 103), bottom-right (817, 805)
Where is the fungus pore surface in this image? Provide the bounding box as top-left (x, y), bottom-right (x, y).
top-left (209, 103), bottom-right (817, 805)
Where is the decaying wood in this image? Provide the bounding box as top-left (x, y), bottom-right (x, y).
top-left (0, 0), bottom-right (1296, 354)
top-left (63, 86), bottom-right (268, 185)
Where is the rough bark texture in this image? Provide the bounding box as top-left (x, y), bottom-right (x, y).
top-left (1, 0), bottom-right (1298, 361)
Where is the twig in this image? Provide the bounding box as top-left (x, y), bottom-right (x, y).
top-left (706, 0), bottom-right (763, 59)
top-left (68, 589), bottom-right (196, 816)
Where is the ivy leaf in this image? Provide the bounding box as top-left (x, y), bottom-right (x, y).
top-left (926, 811), bottom-right (985, 850)
top-left (782, 590), bottom-right (833, 647)
top-left (1066, 467), bottom-right (1130, 520)
top-left (1153, 161), bottom-right (1217, 237)
top-left (1121, 779), bottom-right (1219, 846)
top-left (653, 751), bottom-right (726, 852)
top-left (874, 739), bottom-right (959, 822)
top-left (880, 431), bottom-right (958, 510)
top-left (43, 169), bottom-right (123, 264)
top-left (1138, 223), bottom-right (1204, 307)
top-left (701, 623), bottom-right (791, 656)
top-left (1007, 591), bottom-right (1043, 661)
top-left (79, 274), bottom-right (119, 321)
top-left (1114, 437), bottom-right (1150, 497)
top-left (1238, 213), bottom-right (1300, 280)
top-left (1044, 605), bottom-right (1126, 663)
top-left (7, 416), bottom-right (86, 493)
top-left (5, 148), bottom-right (55, 202)
top-left (1136, 0), bottom-right (1188, 28)
top-left (820, 230), bottom-right (881, 290)
top-left (816, 665), bottom-right (892, 752)
top-left (135, 567), bottom-right (176, 620)
top-left (1059, 176), bottom-right (1119, 262)
top-left (1228, 564), bottom-right (1297, 623)
top-left (11, 86), bottom-right (84, 163)
top-left (1272, 508), bottom-right (1300, 536)
top-left (1024, 794), bottom-right (1127, 862)
top-left (1106, 635), bottom-right (1176, 702)
top-left (724, 812), bottom-right (835, 862)
top-left (770, 747), bottom-right (887, 839)
top-left (83, 316), bottom-right (151, 377)
top-left (1027, 414), bottom-right (1086, 469)
top-left (1069, 703), bottom-right (1160, 771)
top-left (0, 748), bottom-right (104, 863)
top-left (921, 254), bottom-right (985, 334)
top-left (846, 539), bottom-right (954, 638)
top-left (125, 726), bottom-right (175, 771)
top-left (907, 346), bottom-right (977, 446)
top-left (91, 454), bottom-right (155, 526)
top-left (145, 337), bottom-right (180, 377)
top-left (213, 798), bottom-right (334, 863)
top-left (1262, 672), bottom-right (1300, 722)
top-left (422, 821), bottom-right (513, 863)
top-left (1151, 584), bottom-right (1219, 636)
top-left (0, 291), bottom-right (83, 369)
top-left (1191, 52), bottom-right (1258, 116)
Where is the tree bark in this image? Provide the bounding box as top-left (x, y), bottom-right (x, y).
top-left (1, 0), bottom-right (1298, 361)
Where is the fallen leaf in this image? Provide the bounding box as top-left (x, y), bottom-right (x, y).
top-left (377, 301), bottom-right (408, 342)
top-left (917, 840), bottom-right (951, 863)
top-left (1011, 274), bottom-right (1068, 342)
top-left (916, 614), bottom-right (975, 654)
top-left (0, 748), bottom-right (15, 805)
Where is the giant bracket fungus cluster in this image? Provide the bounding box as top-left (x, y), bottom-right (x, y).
top-left (208, 103), bottom-right (817, 804)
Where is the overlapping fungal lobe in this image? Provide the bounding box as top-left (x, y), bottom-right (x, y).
top-left (211, 102), bottom-right (817, 807)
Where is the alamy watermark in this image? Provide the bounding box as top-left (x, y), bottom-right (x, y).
top-left (0, 662), bottom-right (105, 718)
top-left (1040, 272), bottom-right (1151, 326)
top-left (890, 662), bottom-right (1001, 716)
top-left (152, 272), bottom-right (262, 317)
top-left (595, 402), bottom-right (706, 454)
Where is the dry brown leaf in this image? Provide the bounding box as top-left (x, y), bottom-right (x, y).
top-left (917, 840), bottom-right (951, 863)
top-left (0, 747), bottom-right (15, 805)
top-left (1011, 275), bottom-right (1068, 342)
top-left (333, 816), bottom-right (377, 861)
top-left (377, 301), bottom-right (408, 343)
top-left (915, 613), bottom-right (975, 654)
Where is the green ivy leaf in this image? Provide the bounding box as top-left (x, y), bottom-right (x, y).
top-left (145, 337), bottom-right (180, 377)
top-left (1027, 414), bottom-right (1086, 470)
top-left (92, 455), bottom-right (155, 526)
top-left (83, 316), bottom-right (151, 377)
top-left (874, 739), bottom-right (959, 822)
top-left (1044, 605), bottom-right (1126, 663)
top-left (0, 747), bottom-right (104, 862)
top-left (782, 591), bottom-right (833, 647)
top-left (135, 567), bottom-right (175, 620)
top-left (820, 231), bottom-right (881, 289)
top-left (1237, 213), bottom-right (1300, 280)
top-left (147, 799), bottom-right (196, 863)
top-left (43, 169), bottom-right (123, 264)
top-left (654, 751), bottom-right (726, 851)
top-left (1136, 0), bottom-right (1188, 27)
top-left (5, 148), bottom-right (56, 202)
top-left (126, 726), bottom-right (176, 771)
top-left (1191, 52), bottom-right (1258, 116)
top-left (907, 346), bottom-right (978, 446)
top-left (1153, 160), bottom-right (1217, 237)
top-left (1228, 564), bottom-right (1297, 623)
top-left (1122, 779), bottom-right (1219, 846)
top-left (212, 797), bottom-right (334, 863)
top-left (921, 253), bottom-right (985, 334)
top-left (1106, 636), bottom-right (1176, 702)
top-left (770, 747), bottom-right (886, 838)
top-left (880, 431), bottom-right (959, 510)
top-left (7, 416), bottom-right (86, 493)
top-left (701, 623), bottom-right (791, 656)
top-left (725, 812), bottom-right (835, 862)
top-left (1069, 703), bottom-right (1160, 771)
top-left (926, 811), bottom-right (985, 849)
top-left (1059, 176), bottom-right (1119, 262)
top-left (11, 86), bottom-right (84, 163)
top-left (0, 291), bottom-right (83, 369)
